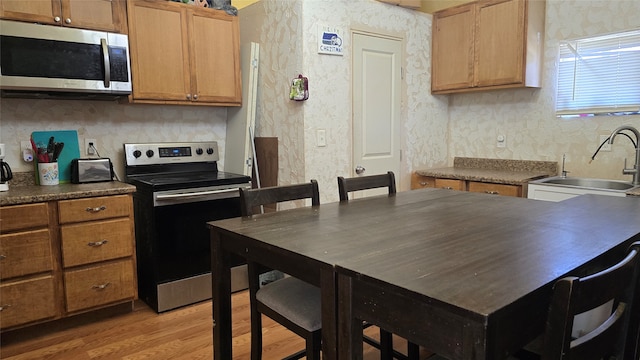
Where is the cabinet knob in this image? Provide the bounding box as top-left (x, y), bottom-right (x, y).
top-left (85, 206), bottom-right (106, 213)
top-left (92, 283), bottom-right (111, 290)
top-left (186, 94), bottom-right (192, 100)
top-left (65, 18), bottom-right (71, 24)
top-left (193, 94), bottom-right (198, 100)
top-left (54, 16), bottom-right (61, 22)
top-left (88, 240), bottom-right (109, 247)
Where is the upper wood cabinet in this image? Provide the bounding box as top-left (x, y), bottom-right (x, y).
top-left (126, 0), bottom-right (241, 106)
top-left (431, 0), bottom-right (545, 94)
top-left (0, 0), bottom-right (127, 33)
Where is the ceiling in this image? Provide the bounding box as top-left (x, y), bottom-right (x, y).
top-left (232, 0), bottom-right (474, 14)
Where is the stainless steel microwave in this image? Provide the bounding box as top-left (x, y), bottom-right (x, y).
top-left (0, 20), bottom-right (131, 97)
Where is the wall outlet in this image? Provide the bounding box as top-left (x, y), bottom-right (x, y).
top-left (496, 134), bottom-right (506, 148)
top-left (599, 134), bottom-right (612, 152)
top-left (317, 129), bottom-right (327, 147)
top-left (85, 139), bottom-right (97, 156)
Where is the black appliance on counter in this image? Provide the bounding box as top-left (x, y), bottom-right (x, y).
top-left (124, 141), bottom-right (251, 312)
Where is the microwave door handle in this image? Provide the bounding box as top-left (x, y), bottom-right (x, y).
top-left (101, 38), bottom-right (111, 88)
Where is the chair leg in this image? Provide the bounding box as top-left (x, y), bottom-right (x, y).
top-left (305, 331), bottom-right (322, 360)
top-left (407, 341), bottom-right (420, 360)
top-left (248, 262), bottom-right (263, 360)
top-left (380, 329), bottom-right (393, 360)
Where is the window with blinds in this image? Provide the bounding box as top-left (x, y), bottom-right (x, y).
top-left (556, 29), bottom-right (640, 117)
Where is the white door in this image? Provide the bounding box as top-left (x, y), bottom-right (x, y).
top-left (352, 32), bottom-right (402, 196)
top-left (225, 42), bottom-right (259, 176)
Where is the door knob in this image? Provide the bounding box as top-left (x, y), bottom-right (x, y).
top-left (355, 165), bottom-right (365, 174)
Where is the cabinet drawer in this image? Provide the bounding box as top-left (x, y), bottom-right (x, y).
top-left (0, 203), bottom-right (49, 232)
top-left (434, 178), bottom-right (465, 191)
top-left (64, 259), bottom-right (135, 313)
top-left (0, 275), bottom-right (57, 329)
top-left (0, 229), bottom-right (53, 279)
top-left (58, 195), bottom-right (132, 224)
top-left (468, 181), bottom-right (521, 197)
top-left (61, 219), bottom-right (133, 268)
top-left (411, 174), bottom-right (436, 189)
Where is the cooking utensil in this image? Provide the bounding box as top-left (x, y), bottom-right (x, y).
top-left (51, 142), bottom-right (64, 162)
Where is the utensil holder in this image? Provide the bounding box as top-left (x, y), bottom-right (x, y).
top-left (38, 162), bottom-right (59, 185)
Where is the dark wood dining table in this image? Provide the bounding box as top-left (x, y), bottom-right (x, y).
top-left (208, 189), bottom-right (640, 360)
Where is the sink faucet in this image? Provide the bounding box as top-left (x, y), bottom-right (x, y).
top-left (608, 125), bottom-right (640, 185)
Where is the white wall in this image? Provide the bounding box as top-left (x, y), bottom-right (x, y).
top-left (239, 0), bottom-right (447, 202)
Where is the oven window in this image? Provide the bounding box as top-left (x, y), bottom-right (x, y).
top-left (153, 197), bottom-right (243, 283)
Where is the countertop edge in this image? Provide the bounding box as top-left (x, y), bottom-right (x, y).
top-left (0, 182), bottom-right (137, 206)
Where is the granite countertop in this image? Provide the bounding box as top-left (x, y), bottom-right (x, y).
top-left (0, 172), bottom-right (136, 206)
top-left (416, 157), bottom-right (558, 185)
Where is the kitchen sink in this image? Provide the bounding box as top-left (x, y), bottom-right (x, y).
top-left (535, 176), bottom-right (637, 191)
top-left (528, 176), bottom-right (639, 202)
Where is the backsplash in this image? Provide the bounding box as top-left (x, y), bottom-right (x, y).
top-left (0, 99), bottom-right (227, 179)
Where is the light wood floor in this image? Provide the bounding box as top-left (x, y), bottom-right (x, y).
top-left (1, 290), bottom-right (430, 360)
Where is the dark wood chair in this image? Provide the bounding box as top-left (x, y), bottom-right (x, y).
top-left (516, 241), bottom-right (640, 360)
top-left (239, 180), bottom-right (321, 360)
top-left (338, 171), bottom-right (396, 201)
top-left (337, 171), bottom-right (420, 360)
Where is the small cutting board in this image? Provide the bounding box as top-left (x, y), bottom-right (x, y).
top-left (31, 130), bottom-right (81, 184)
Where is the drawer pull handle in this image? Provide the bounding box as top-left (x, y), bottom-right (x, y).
top-left (92, 282), bottom-right (111, 290)
top-left (485, 190), bottom-right (500, 195)
top-left (88, 240), bottom-right (109, 247)
top-left (0, 255), bottom-right (5, 260)
top-left (86, 206), bottom-right (107, 213)
top-left (420, 181), bottom-right (429, 186)
top-left (442, 186), bottom-right (453, 190)
top-left (0, 304), bottom-right (11, 311)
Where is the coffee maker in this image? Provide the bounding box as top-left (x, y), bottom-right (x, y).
top-left (0, 143), bottom-right (13, 191)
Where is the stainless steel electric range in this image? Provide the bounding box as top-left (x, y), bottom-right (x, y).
top-left (124, 141), bottom-right (251, 312)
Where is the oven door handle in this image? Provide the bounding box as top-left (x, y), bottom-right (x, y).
top-left (155, 188), bottom-right (240, 201)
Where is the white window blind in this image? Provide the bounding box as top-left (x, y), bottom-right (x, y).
top-left (556, 29), bottom-right (640, 116)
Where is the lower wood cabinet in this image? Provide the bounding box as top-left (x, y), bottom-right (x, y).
top-left (411, 172), bottom-right (523, 197)
top-left (64, 259), bottom-right (135, 313)
top-left (0, 194), bottom-right (137, 331)
top-left (467, 181), bottom-right (521, 197)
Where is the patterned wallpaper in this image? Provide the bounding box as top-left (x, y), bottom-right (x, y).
top-left (239, 0), bottom-right (448, 202)
top-left (448, 0), bottom-right (640, 181)
top-left (1, 0), bottom-right (639, 202)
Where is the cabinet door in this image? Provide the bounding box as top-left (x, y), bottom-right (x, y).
top-left (434, 178), bottom-right (465, 191)
top-left (0, 0), bottom-right (61, 25)
top-left (0, 229), bottom-right (53, 279)
top-left (431, 4), bottom-right (474, 92)
top-left (128, 0), bottom-right (191, 102)
top-left (0, 276), bottom-right (57, 329)
top-left (64, 259), bottom-right (135, 313)
top-left (468, 181), bottom-right (521, 197)
top-left (475, 0), bottom-right (525, 87)
top-left (189, 9), bottom-right (241, 104)
top-left (62, 0), bottom-right (127, 33)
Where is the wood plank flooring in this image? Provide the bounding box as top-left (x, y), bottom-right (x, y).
top-left (1, 290), bottom-right (429, 360)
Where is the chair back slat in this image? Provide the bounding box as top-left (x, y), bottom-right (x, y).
top-left (239, 180), bottom-right (320, 216)
top-left (337, 171), bottom-right (396, 201)
top-left (542, 242), bottom-right (640, 360)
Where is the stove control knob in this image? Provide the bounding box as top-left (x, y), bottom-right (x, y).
top-left (196, 148), bottom-right (203, 155)
top-left (207, 148), bottom-right (214, 155)
top-left (133, 150), bottom-right (142, 158)
top-left (146, 150), bottom-right (154, 158)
